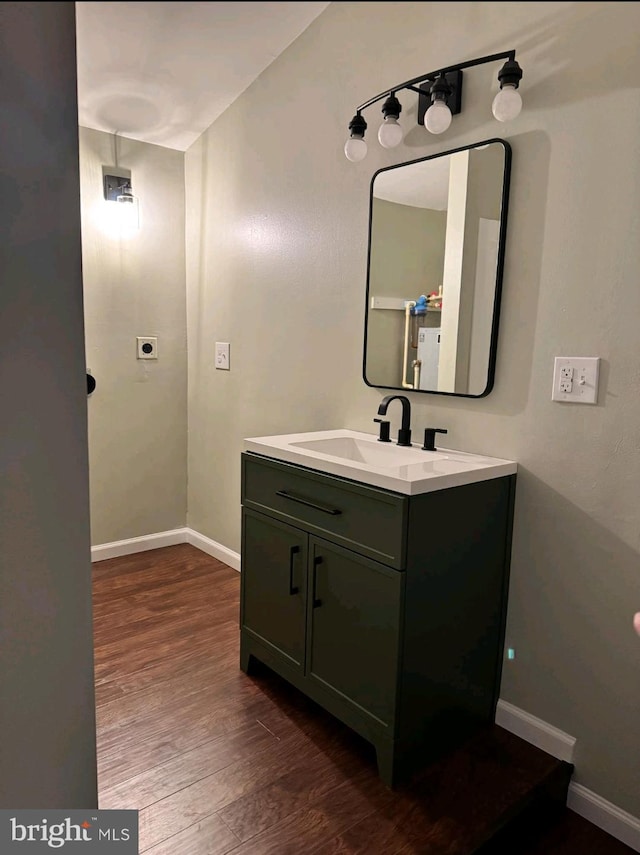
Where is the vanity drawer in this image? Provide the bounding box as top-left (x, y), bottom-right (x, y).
top-left (242, 453), bottom-right (408, 569)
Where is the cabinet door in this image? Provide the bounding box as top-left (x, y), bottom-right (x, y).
top-left (306, 537), bottom-right (403, 728)
top-left (241, 509), bottom-right (307, 671)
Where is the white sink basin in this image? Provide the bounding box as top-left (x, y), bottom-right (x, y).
top-left (291, 435), bottom-right (432, 466)
top-left (244, 429), bottom-right (516, 495)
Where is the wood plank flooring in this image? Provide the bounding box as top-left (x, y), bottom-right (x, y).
top-left (93, 544), bottom-right (634, 855)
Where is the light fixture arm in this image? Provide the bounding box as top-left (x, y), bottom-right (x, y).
top-left (354, 49), bottom-right (517, 114)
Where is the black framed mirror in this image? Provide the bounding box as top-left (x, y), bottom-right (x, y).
top-left (363, 138), bottom-right (511, 397)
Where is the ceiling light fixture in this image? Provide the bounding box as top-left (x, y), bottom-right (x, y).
top-left (344, 50), bottom-right (523, 161)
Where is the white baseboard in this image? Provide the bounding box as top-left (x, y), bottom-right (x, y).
top-left (495, 699), bottom-right (576, 763)
top-left (497, 700), bottom-right (640, 851)
top-left (91, 528), bottom-right (188, 562)
top-left (568, 784), bottom-right (640, 852)
top-left (91, 527), bottom-right (240, 572)
top-left (185, 528), bottom-right (240, 572)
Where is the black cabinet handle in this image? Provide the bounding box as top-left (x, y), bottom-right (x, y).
top-left (288, 545), bottom-right (300, 596)
top-left (87, 373), bottom-right (96, 396)
top-left (312, 555), bottom-right (323, 608)
top-left (275, 490), bottom-right (342, 516)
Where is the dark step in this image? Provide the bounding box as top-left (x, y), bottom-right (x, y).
top-left (379, 724), bottom-right (574, 854)
top-left (482, 801), bottom-right (636, 855)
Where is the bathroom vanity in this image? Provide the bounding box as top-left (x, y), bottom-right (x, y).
top-left (240, 430), bottom-right (517, 786)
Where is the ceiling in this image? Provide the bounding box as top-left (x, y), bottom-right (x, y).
top-left (374, 158), bottom-right (451, 211)
top-left (75, 1), bottom-right (330, 151)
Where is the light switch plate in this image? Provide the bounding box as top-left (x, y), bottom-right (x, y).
top-left (552, 357), bottom-right (600, 404)
top-left (215, 341), bottom-right (230, 370)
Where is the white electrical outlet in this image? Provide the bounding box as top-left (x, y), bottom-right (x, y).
top-left (559, 375), bottom-right (573, 393)
top-left (552, 357), bottom-right (600, 403)
top-left (215, 341), bottom-right (230, 370)
top-left (137, 336), bottom-right (158, 359)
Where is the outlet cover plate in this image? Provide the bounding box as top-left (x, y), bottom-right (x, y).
top-left (552, 356), bottom-right (599, 403)
top-left (137, 336), bottom-right (158, 359)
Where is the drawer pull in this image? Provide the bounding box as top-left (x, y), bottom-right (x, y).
top-left (276, 490), bottom-right (342, 516)
top-left (312, 555), bottom-right (323, 608)
top-left (289, 545), bottom-right (300, 596)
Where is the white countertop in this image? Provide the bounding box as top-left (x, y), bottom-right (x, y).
top-left (244, 429), bottom-right (517, 495)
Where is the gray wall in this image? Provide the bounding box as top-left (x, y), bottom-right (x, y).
top-left (0, 2), bottom-right (97, 807)
top-left (186, 1), bottom-right (640, 816)
top-left (367, 200), bottom-right (446, 388)
top-left (79, 128), bottom-right (187, 546)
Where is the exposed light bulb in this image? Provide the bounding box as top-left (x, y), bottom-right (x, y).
top-left (99, 199), bottom-right (139, 239)
top-left (492, 83), bottom-right (522, 122)
top-left (377, 116), bottom-right (403, 148)
top-left (424, 100), bottom-right (452, 134)
top-left (344, 136), bottom-right (367, 162)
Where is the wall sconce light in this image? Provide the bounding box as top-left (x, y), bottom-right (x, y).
top-left (344, 50), bottom-right (523, 161)
top-left (103, 172), bottom-right (138, 206)
top-left (101, 169), bottom-right (140, 236)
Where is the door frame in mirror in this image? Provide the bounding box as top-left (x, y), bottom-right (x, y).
top-left (363, 138), bottom-right (512, 398)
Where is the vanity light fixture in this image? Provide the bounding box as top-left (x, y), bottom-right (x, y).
top-left (345, 113), bottom-right (368, 162)
top-left (344, 50), bottom-right (523, 161)
top-left (378, 93), bottom-right (403, 148)
top-left (492, 58), bottom-right (524, 121)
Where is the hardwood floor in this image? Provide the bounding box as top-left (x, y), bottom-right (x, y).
top-left (93, 544), bottom-right (634, 855)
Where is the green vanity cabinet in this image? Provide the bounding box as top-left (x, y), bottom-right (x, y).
top-left (240, 452), bottom-right (516, 787)
top-left (241, 510), bottom-right (307, 671)
top-left (306, 537), bottom-right (403, 730)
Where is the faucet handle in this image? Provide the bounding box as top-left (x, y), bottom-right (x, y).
top-left (373, 418), bottom-right (391, 443)
top-left (422, 428), bottom-right (448, 451)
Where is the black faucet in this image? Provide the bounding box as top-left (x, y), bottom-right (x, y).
top-left (376, 395), bottom-right (412, 447)
top-left (422, 427), bottom-right (448, 451)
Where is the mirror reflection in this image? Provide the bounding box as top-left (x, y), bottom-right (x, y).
top-left (364, 140), bottom-right (510, 397)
